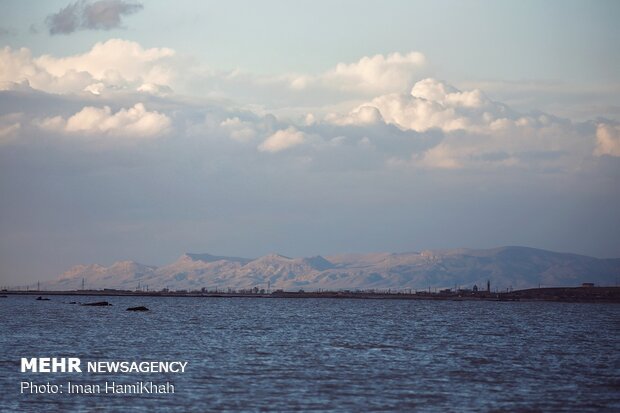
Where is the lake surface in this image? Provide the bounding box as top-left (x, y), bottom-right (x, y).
top-left (1, 295), bottom-right (619, 412)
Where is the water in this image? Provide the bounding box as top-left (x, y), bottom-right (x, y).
top-left (1, 295), bottom-right (619, 412)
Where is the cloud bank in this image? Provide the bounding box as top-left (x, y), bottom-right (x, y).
top-left (0, 40), bottom-right (613, 174)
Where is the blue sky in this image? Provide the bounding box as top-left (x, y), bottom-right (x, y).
top-left (0, 0), bottom-right (619, 285)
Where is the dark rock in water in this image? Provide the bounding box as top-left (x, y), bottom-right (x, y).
top-left (82, 301), bottom-right (112, 306)
top-left (36, 296), bottom-right (50, 301)
top-left (0, 295), bottom-right (8, 298)
top-left (126, 306), bottom-right (149, 311)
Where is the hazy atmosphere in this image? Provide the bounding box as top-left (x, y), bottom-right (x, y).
top-left (1, 0), bottom-right (619, 286)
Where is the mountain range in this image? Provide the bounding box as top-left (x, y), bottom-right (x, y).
top-left (43, 246), bottom-right (620, 292)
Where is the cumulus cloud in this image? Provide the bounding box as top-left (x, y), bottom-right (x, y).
top-left (289, 52), bottom-right (427, 97)
top-left (338, 78), bottom-right (516, 133)
top-left (325, 105), bottom-right (383, 126)
top-left (594, 123), bottom-right (620, 157)
top-left (37, 38), bottom-right (174, 87)
top-left (219, 117), bottom-right (256, 142)
top-left (0, 40), bottom-right (175, 95)
top-left (38, 103), bottom-right (170, 138)
top-left (46, 0), bottom-right (143, 35)
top-left (319, 78), bottom-right (600, 170)
top-left (258, 127), bottom-right (305, 152)
top-left (327, 52), bottom-right (426, 94)
top-left (1, 46), bottom-right (88, 93)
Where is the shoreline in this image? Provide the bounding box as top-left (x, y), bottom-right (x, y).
top-left (2, 286), bottom-right (619, 303)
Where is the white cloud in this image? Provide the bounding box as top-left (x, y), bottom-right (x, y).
top-left (136, 82), bottom-right (173, 96)
top-left (417, 143), bottom-right (463, 170)
top-left (0, 46), bottom-right (91, 94)
top-left (39, 103), bottom-right (171, 138)
top-left (304, 113), bottom-right (316, 126)
top-left (322, 78), bottom-right (598, 171)
top-left (325, 105), bottom-right (383, 126)
top-left (219, 117), bottom-right (256, 142)
top-left (594, 123), bottom-right (620, 157)
top-left (83, 81), bottom-right (105, 95)
top-left (411, 78), bottom-right (488, 108)
top-left (325, 52), bottom-right (426, 94)
top-left (0, 39), bottom-right (175, 95)
top-left (289, 52), bottom-right (427, 96)
top-left (0, 113), bottom-right (21, 145)
top-left (38, 39), bottom-right (174, 83)
top-left (258, 127), bottom-right (305, 152)
top-left (344, 78), bottom-right (514, 133)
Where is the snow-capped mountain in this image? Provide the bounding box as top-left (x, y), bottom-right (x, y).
top-left (45, 246), bottom-right (620, 291)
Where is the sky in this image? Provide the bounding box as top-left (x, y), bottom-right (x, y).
top-left (1, 0), bottom-right (619, 286)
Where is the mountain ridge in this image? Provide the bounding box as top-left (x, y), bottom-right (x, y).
top-left (44, 246), bottom-right (620, 292)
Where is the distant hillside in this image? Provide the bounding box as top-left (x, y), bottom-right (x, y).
top-left (44, 246), bottom-right (620, 292)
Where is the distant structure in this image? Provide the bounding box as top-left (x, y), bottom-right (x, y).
top-left (581, 282), bottom-right (594, 288)
top-left (473, 284), bottom-right (478, 292)
top-left (487, 280), bottom-right (490, 293)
